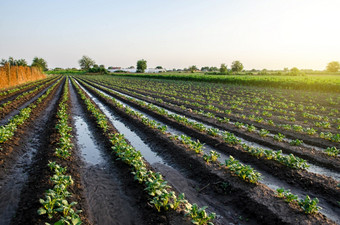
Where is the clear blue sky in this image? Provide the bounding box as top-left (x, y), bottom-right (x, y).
top-left (1, 0), bottom-right (339, 70)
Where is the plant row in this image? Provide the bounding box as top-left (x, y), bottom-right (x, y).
top-left (38, 77), bottom-right (82, 225)
top-left (276, 188), bottom-right (321, 214)
top-left (87, 76), bottom-right (340, 142)
top-left (71, 78), bottom-right (216, 225)
top-left (75, 78), bottom-right (340, 223)
top-left (76, 78), bottom-right (263, 184)
top-left (80, 75), bottom-right (339, 130)
top-left (80, 76), bottom-right (339, 160)
top-left (0, 75), bottom-right (60, 110)
top-left (81, 79), bottom-right (311, 170)
top-left (120, 83), bottom-right (340, 143)
top-left (0, 77), bottom-right (62, 144)
top-left (0, 76), bottom-right (52, 97)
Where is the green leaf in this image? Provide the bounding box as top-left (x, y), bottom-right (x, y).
top-left (54, 220), bottom-right (64, 225)
top-left (37, 208), bottom-right (46, 215)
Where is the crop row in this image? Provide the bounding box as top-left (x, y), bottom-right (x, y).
top-left (0, 76), bottom-right (60, 111)
top-left (80, 79), bottom-right (312, 170)
top-left (38, 77), bottom-right (82, 225)
top-left (276, 188), bottom-right (321, 214)
top-left (120, 82), bottom-right (339, 142)
top-left (0, 76), bottom-right (52, 97)
top-left (78, 76), bottom-right (336, 142)
top-left (133, 91), bottom-right (339, 160)
top-left (0, 77), bottom-right (62, 144)
top-left (75, 78), bottom-right (264, 184)
top-left (88, 77), bottom-right (340, 149)
top-left (74, 78), bottom-right (331, 221)
top-left (79, 78), bottom-right (340, 211)
top-left (82, 75), bottom-right (339, 124)
top-left (84, 76), bottom-right (339, 142)
top-left (71, 78), bottom-right (217, 224)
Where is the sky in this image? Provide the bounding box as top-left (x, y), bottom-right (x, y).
top-left (0, 0), bottom-right (339, 70)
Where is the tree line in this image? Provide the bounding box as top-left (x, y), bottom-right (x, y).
top-left (0, 57), bottom-right (48, 71)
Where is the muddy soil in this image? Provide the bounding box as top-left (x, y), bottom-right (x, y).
top-left (0, 79), bottom-right (66, 225)
top-left (85, 80), bottom-right (340, 207)
top-left (0, 77), bottom-right (52, 105)
top-left (0, 77), bottom-right (60, 121)
top-left (85, 78), bottom-right (340, 172)
top-left (94, 79), bottom-right (339, 149)
top-left (70, 80), bottom-right (192, 225)
top-left (74, 80), bottom-right (257, 225)
top-left (9, 80), bottom-right (92, 225)
top-left (75, 78), bottom-right (337, 225)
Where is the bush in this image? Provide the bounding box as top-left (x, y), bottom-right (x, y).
top-left (88, 67), bottom-right (108, 74)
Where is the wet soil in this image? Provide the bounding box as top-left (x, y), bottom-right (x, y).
top-left (74, 80), bottom-right (255, 225)
top-left (0, 78), bottom-right (65, 225)
top-left (0, 78), bottom-right (47, 105)
top-left (101, 78), bottom-right (340, 134)
top-left (70, 80), bottom-right (191, 225)
top-left (0, 77), bottom-right (60, 122)
top-left (96, 79), bottom-right (339, 150)
top-left (85, 78), bottom-right (340, 172)
top-left (0, 78), bottom-right (50, 103)
top-left (76, 78), bottom-right (337, 225)
top-left (95, 81), bottom-right (340, 207)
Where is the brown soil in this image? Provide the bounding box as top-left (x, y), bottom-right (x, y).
top-left (85, 78), bottom-right (340, 171)
top-left (9, 78), bottom-right (91, 225)
top-left (70, 80), bottom-right (192, 225)
top-left (90, 80), bottom-right (340, 207)
top-left (0, 76), bottom-right (60, 121)
top-left (77, 78), bottom-right (337, 225)
top-left (0, 77), bottom-right (52, 104)
top-left (0, 77), bottom-right (63, 166)
top-left (95, 79), bottom-right (339, 150)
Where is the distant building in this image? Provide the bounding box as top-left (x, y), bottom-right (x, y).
top-left (108, 68), bottom-right (166, 73)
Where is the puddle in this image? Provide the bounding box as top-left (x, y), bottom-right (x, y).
top-left (70, 82), bottom-right (150, 225)
top-left (76, 81), bottom-right (165, 165)
top-left (82, 81), bottom-right (340, 223)
top-left (73, 115), bottom-right (105, 165)
top-left (92, 83), bottom-right (340, 182)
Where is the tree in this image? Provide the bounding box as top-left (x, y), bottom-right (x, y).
top-left (231, 61), bottom-right (244, 73)
top-left (209, 66), bottom-right (218, 71)
top-left (220, 63), bottom-right (227, 74)
top-left (326, 61), bottom-right (340, 72)
top-left (201, 66), bottom-right (209, 71)
top-left (156, 66), bottom-right (163, 69)
top-left (137, 59), bottom-right (147, 73)
top-left (1, 57), bottom-right (27, 66)
top-left (260, 69), bottom-right (268, 75)
top-left (79, 55), bottom-right (95, 70)
top-left (289, 67), bottom-right (305, 76)
top-left (189, 65), bottom-right (198, 73)
top-left (16, 59), bottom-right (28, 66)
top-left (31, 57), bottom-right (48, 71)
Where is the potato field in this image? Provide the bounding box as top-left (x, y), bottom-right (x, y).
top-left (0, 74), bottom-right (339, 225)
